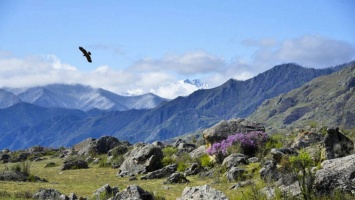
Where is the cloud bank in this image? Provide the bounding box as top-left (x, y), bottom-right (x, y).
top-left (0, 35), bottom-right (354, 99)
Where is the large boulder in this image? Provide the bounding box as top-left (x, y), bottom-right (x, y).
top-left (222, 153), bottom-right (248, 169)
top-left (226, 167), bottom-right (246, 182)
top-left (323, 127), bottom-right (354, 159)
top-left (176, 185), bottom-right (229, 200)
top-left (74, 136), bottom-right (130, 156)
top-left (92, 184), bottom-right (118, 200)
top-left (60, 160), bottom-right (88, 171)
top-left (117, 143), bottom-right (163, 177)
top-left (33, 188), bottom-right (66, 200)
top-left (314, 154), bottom-right (355, 194)
top-left (189, 146), bottom-right (207, 159)
top-left (203, 118), bottom-right (265, 147)
top-left (140, 164), bottom-right (177, 180)
top-left (0, 170), bottom-right (46, 182)
top-left (184, 163), bottom-right (203, 176)
top-left (291, 132), bottom-right (323, 149)
top-left (111, 185), bottom-right (154, 200)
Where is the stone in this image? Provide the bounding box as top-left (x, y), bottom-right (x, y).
top-left (45, 162), bottom-right (56, 168)
top-left (260, 160), bottom-right (280, 181)
top-left (222, 153), bottom-right (248, 169)
top-left (68, 193), bottom-right (78, 200)
top-left (230, 180), bottom-right (253, 189)
top-left (111, 185), bottom-right (154, 200)
top-left (176, 185), bottom-right (229, 200)
top-left (203, 118), bottom-right (265, 147)
top-left (248, 157), bottom-right (259, 163)
top-left (163, 172), bottom-right (189, 184)
top-left (117, 143), bottom-right (163, 177)
top-left (92, 184), bottom-right (118, 200)
top-left (140, 164), bottom-right (177, 180)
top-left (314, 154), bottom-right (355, 195)
top-left (323, 127), bottom-right (354, 159)
top-left (226, 167), bottom-right (246, 182)
top-left (270, 148), bottom-right (298, 163)
top-left (184, 163), bottom-right (202, 176)
top-left (278, 181), bottom-right (301, 198)
top-left (152, 141), bottom-right (165, 148)
top-left (33, 188), bottom-right (64, 200)
top-left (177, 143), bottom-right (196, 153)
top-left (291, 132), bottom-right (323, 149)
top-left (60, 160), bottom-right (88, 171)
top-left (73, 138), bottom-right (96, 156)
top-left (189, 146), bottom-right (207, 159)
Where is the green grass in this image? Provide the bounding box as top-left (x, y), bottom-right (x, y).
top-left (0, 156), bottom-right (268, 200)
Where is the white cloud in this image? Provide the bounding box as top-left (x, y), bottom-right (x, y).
top-left (131, 51), bottom-right (226, 75)
top-left (250, 35), bottom-right (355, 69)
top-left (1, 36), bottom-right (353, 99)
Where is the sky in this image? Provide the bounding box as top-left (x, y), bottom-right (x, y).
top-left (0, 0), bottom-right (354, 99)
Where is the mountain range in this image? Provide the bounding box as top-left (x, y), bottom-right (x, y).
top-left (2, 84), bottom-right (167, 111)
top-left (0, 62), bottom-right (352, 150)
top-left (249, 62), bottom-right (355, 131)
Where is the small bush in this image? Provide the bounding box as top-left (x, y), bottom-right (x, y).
top-left (0, 190), bottom-right (11, 198)
top-left (162, 147), bottom-right (178, 157)
top-left (199, 154), bottom-right (214, 168)
top-left (14, 191), bottom-right (33, 199)
top-left (161, 156), bottom-right (174, 167)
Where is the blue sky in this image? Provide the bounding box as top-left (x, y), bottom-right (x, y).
top-left (0, 0), bottom-right (354, 98)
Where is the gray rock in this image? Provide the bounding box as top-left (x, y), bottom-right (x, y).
top-left (73, 138), bottom-right (96, 156)
top-left (323, 127), bottom-right (354, 159)
top-left (260, 187), bottom-right (275, 200)
top-left (60, 160), bottom-right (88, 171)
top-left (222, 153), bottom-right (248, 169)
top-left (117, 143), bottom-right (163, 177)
top-left (278, 181), bottom-right (301, 198)
top-left (226, 167), bottom-right (246, 182)
top-left (202, 118), bottom-right (265, 146)
top-left (92, 184), bottom-right (118, 200)
top-left (314, 154), bottom-right (355, 194)
top-left (177, 143), bottom-right (196, 153)
top-left (184, 163), bottom-right (202, 176)
top-left (291, 132), bottom-right (323, 149)
top-left (111, 185), bottom-right (154, 200)
top-left (230, 180), bottom-right (253, 189)
top-left (68, 193), bottom-right (78, 200)
top-left (270, 148), bottom-right (298, 163)
top-left (152, 141), bottom-right (165, 148)
top-left (0, 170), bottom-right (28, 182)
top-left (141, 164), bottom-right (177, 180)
top-left (164, 172), bottom-right (189, 184)
top-left (248, 157), bottom-right (259, 163)
top-left (33, 188), bottom-right (64, 200)
top-left (189, 146), bottom-right (207, 159)
top-left (173, 139), bottom-right (186, 148)
top-left (260, 160), bottom-right (280, 181)
top-left (177, 185), bottom-right (229, 200)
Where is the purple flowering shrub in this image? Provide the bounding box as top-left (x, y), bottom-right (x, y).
top-left (206, 131), bottom-right (268, 157)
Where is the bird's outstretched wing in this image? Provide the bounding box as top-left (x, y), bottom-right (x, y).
top-left (79, 46), bottom-right (92, 63)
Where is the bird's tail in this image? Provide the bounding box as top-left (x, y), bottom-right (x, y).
top-left (88, 52), bottom-right (91, 55)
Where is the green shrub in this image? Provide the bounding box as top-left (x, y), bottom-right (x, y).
top-left (161, 156), bottom-right (174, 167)
top-left (162, 147), bottom-right (178, 157)
top-left (199, 154), bottom-right (214, 168)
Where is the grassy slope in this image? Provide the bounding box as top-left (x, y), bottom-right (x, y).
top-left (0, 157), bottom-right (265, 200)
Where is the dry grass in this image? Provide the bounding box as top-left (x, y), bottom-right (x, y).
top-left (0, 157), bottom-right (266, 199)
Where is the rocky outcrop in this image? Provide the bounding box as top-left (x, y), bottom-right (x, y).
top-left (111, 185), bottom-right (154, 200)
top-left (260, 160), bottom-right (280, 181)
top-left (140, 164), bottom-right (177, 180)
top-left (291, 132), bottom-right (323, 149)
top-left (0, 170), bottom-right (46, 182)
top-left (33, 188), bottom-right (65, 200)
top-left (203, 118), bottom-right (265, 147)
top-left (176, 185), bottom-right (229, 200)
top-left (60, 160), bottom-right (88, 171)
top-left (226, 167), bottom-right (246, 182)
top-left (92, 184), bottom-right (118, 200)
top-left (323, 127), bottom-right (354, 159)
top-left (74, 136), bottom-right (130, 156)
top-left (222, 153), bottom-right (248, 169)
top-left (314, 154), bottom-right (355, 194)
top-left (117, 143), bottom-right (163, 177)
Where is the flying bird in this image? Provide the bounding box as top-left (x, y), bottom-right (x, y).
top-left (79, 46), bottom-right (92, 63)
